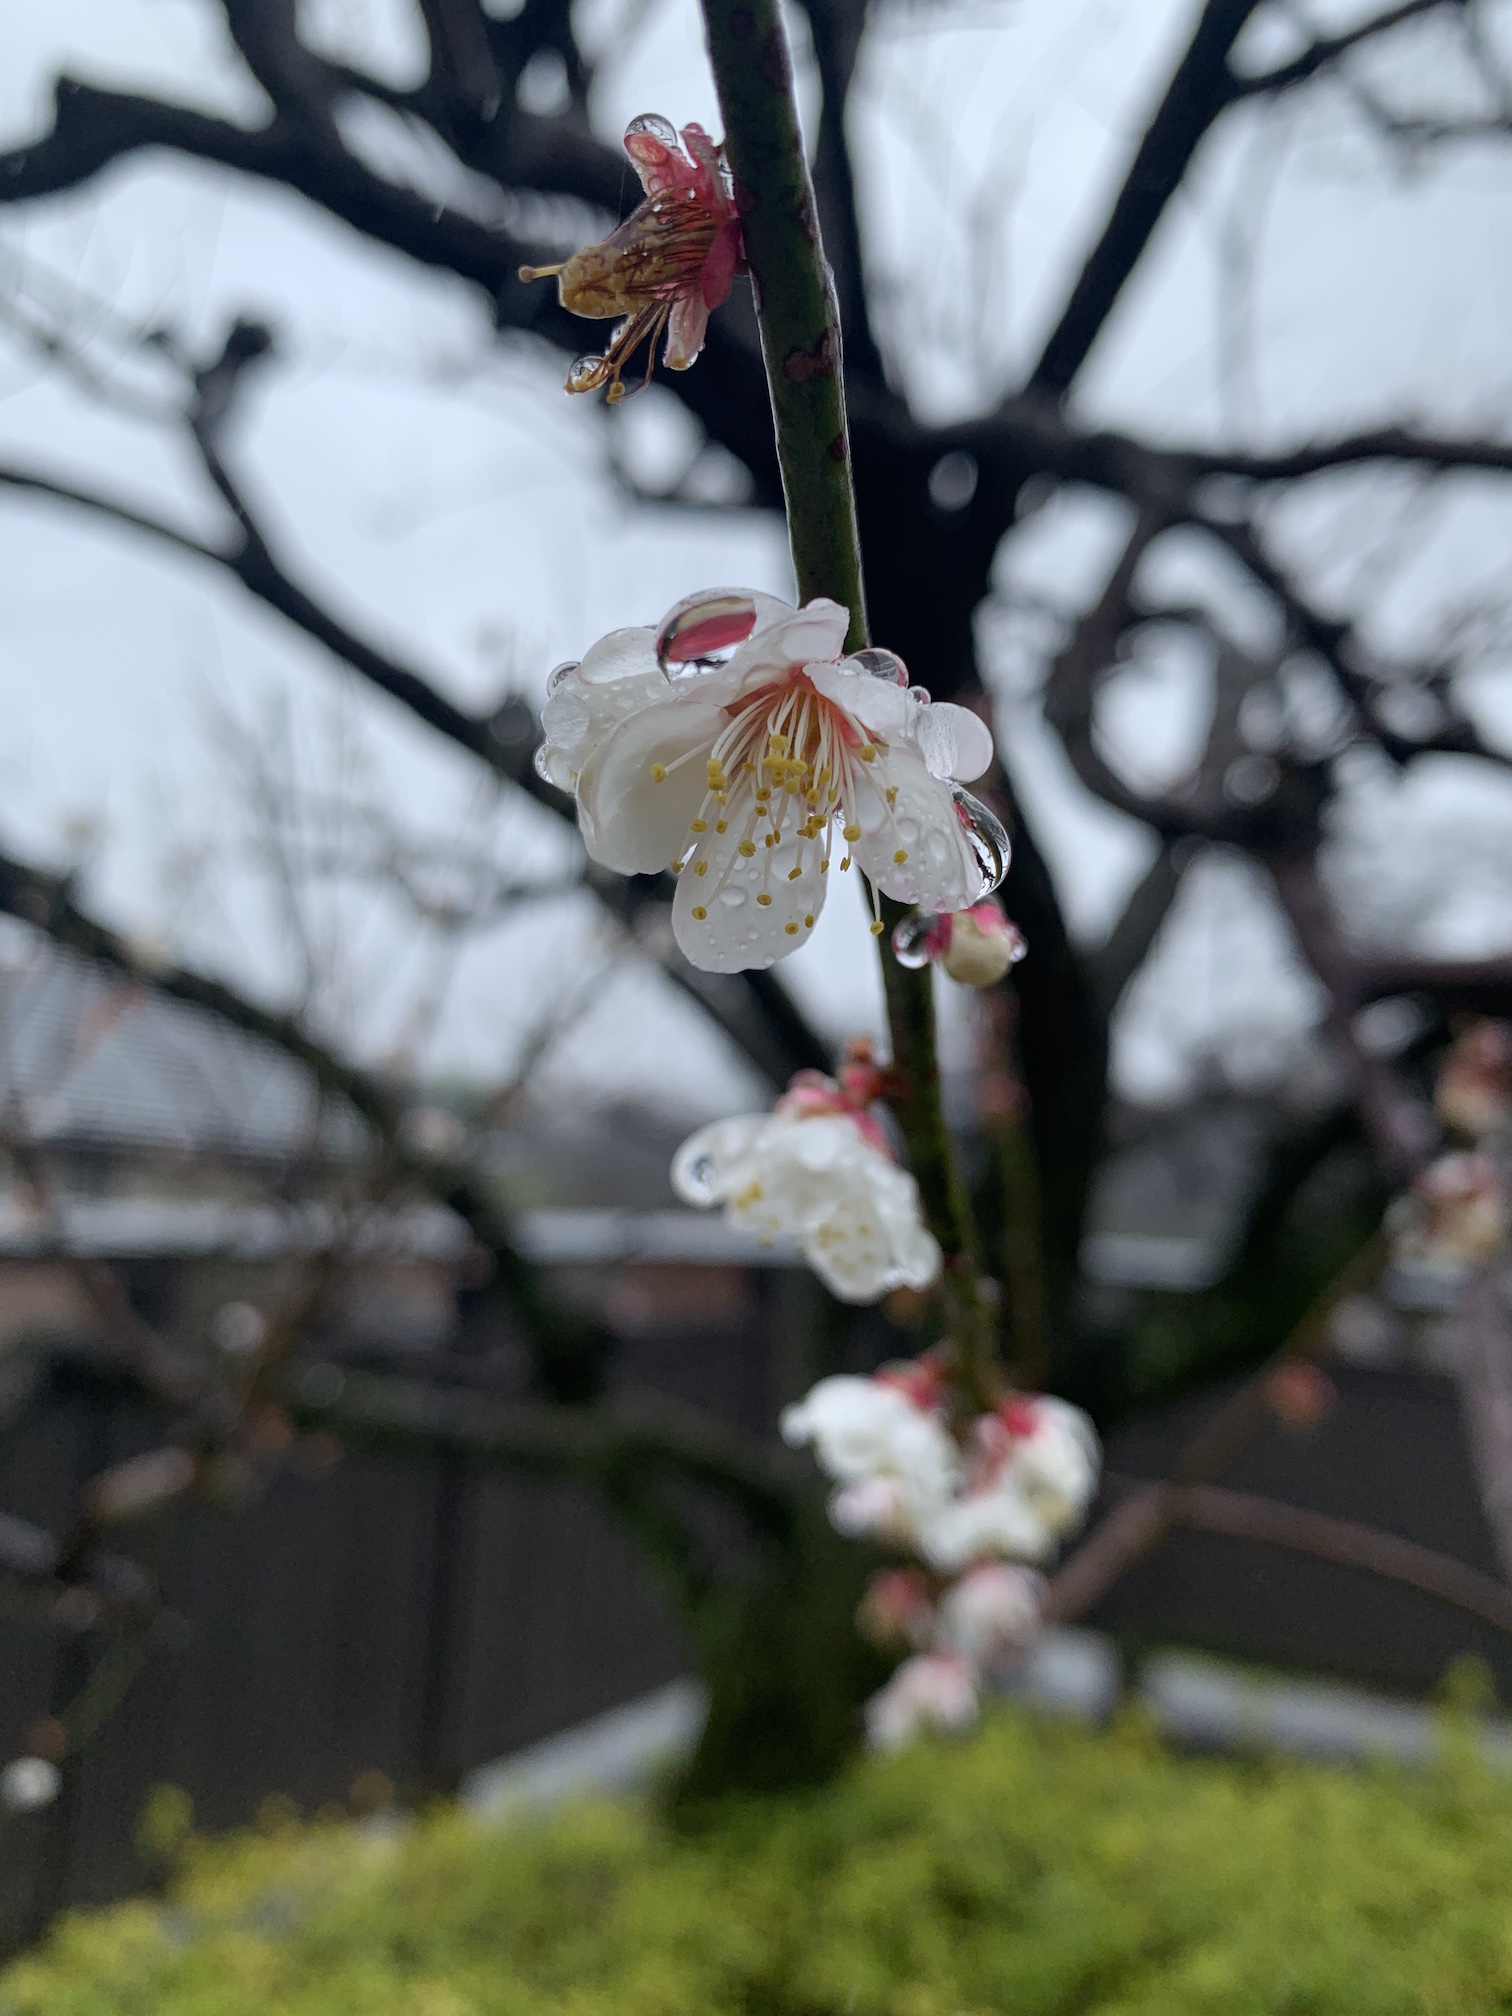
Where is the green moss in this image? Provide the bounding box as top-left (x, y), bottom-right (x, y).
top-left (10, 1706), bottom-right (1512, 2015)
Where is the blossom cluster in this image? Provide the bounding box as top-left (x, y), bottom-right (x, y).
top-left (781, 1358), bottom-right (1099, 1747)
top-left (1390, 1020), bottom-right (1512, 1285)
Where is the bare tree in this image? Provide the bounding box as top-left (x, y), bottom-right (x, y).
top-left (2, 0), bottom-right (1512, 1801)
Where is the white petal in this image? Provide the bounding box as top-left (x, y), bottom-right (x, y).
top-left (729, 598), bottom-right (850, 683)
top-left (912, 702), bottom-right (996, 782)
top-left (672, 807), bottom-right (831, 973)
top-left (577, 625), bottom-right (659, 687)
top-left (806, 662), bottom-right (913, 740)
top-left (670, 1116), bottom-right (766, 1204)
top-left (851, 743), bottom-right (978, 911)
top-left (576, 696), bottom-right (725, 873)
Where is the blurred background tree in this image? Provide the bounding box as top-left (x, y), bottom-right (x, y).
top-left (1, 0), bottom-right (1511, 1833)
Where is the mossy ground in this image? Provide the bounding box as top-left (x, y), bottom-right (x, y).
top-left (8, 1702), bottom-right (1512, 2015)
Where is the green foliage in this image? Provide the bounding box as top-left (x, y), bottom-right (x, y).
top-left (11, 1703), bottom-right (1512, 2015)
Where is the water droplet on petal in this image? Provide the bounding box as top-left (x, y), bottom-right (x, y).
top-left (626, 112), bottom-right (679, 149)
top-left (718, 886), bottom-right (747, 908)
top-left (655, 591), bottom-right (759, 676)
top-left (849, 647), bottom-right (908, 686)
top-left (891, 910), bottom-right (941, 969)
top-left (952, 788), bottom-right (1011, 899)
top-left (532, 743), bottom-right (556, 783)
top-left (546, 660), bottom-right (579, 695)
top-left (680, 1151), bottom-right (719, 1202)
top-left (907, 686), bottom-right (931, 705)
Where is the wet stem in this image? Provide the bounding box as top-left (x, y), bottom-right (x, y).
top-left (698, 0), bottom-right (1001, 1405)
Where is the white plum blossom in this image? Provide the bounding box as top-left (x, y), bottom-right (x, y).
top-left (934, 1563), bottom-right (1046, 1670)
top-left (782, 1371), bottom-right (961, 1544)
top-left (536, 589), bottom-right (1005, 973)
top-left (674, 1065), bottom-right (943, 1303)
top-left (864, 1653), bottom-right (979, 1752)
top-left (918, 1397), bottom-right (1101, 1573)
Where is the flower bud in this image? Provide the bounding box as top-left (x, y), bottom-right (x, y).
top-left (939, 902), bottom-right (1027, 987)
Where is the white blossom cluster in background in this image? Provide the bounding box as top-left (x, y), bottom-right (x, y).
top-left (782, 1359), bottom-right (1099, 1749)
top-left (547, 589), bottom-right (1083, 1748)
top-left (1389, 1021), bottom-right (1512, 1288)
top-left (672, 1046), bottom-right (942, 1302)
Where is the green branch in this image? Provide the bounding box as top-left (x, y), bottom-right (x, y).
top-left (700, 0), bottom-right (995, 1382)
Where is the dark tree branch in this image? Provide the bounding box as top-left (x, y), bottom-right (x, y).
top-left (805, 0), bottom-right (883, 385)
top-left (1046, 1233), bottom-right (1386, 1623)
top-left (1026, 0), bottom-right (1260, 396)
top-left (290, 1363), bottom-right (801, 1539)
top-left (1169, 1480), bottom-right (1512, 1639)
top-left (1088, 844), bottom-right (1184, 1017)
top-left (1355, 955), bottom-right (1512, 1015)
top-left (1230, 0), bottom-right (1455, 99)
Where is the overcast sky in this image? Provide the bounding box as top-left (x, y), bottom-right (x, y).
top-left (2, 0), bottom-right (1511, 1118)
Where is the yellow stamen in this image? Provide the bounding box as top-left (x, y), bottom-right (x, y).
top-left (804, 913), bottom-right (815, 928)
top-left (757, 893), bottom-right (773, 907)
top-left (870, 920), bottom-right (884, 935)
top-left (691, 905), bottom-right (707, 920)
top-left (694, 860), bottom-right (709, 876)
top-left (689, 819), bottom-right (707, 833)
top-left (843, 823), bottom-right (861, 842)
top-left (738, 841), bottom-right (756, 858)
top-left (650, 763), bottom-right (667, 782)
top-left (859, 746), bottom-right (876, 763)
top-left (893, 848), bottom-right (908, 865)
top-left (784, 922), bottom-right (799, 935)
top-left (787, 866), bottom-right (802, 881)
top-left (715, 819), bottom-right (728, 833)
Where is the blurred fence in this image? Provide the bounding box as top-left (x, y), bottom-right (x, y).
top-left (0, 1260), bottom-right (821, 1950)
top-left (0, 1312), bottom-right (1508, 1949)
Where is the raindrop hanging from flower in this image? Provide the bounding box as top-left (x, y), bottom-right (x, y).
top-left (518, 117), bottom-right (745, 402)
top-left (892, 897), bottom-right (1025, 987)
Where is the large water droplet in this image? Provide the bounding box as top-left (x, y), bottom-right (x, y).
top-left (891, 910), bottom-right (941, 969)
top-left (680, 1151), bottom-right (719, 1202)
top-left (566, 354), bottom-right (606, 394)
top-left (953, 788), bottom-right (1011, 899)
top-left (546, 660), bottom-right (579, 695)
top-left (907, 686), bottom-right (931, 705)
top-left (718, 886), bottom-right (747, 908)
top-left (655, 591), bottom-right (759, 676)
top-left (626, 112), bottom-right (679, 149)
top-left (849, 647), bottom-right (908, 686)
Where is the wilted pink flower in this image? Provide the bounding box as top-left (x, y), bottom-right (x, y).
top-left (865, 1654), bottom-right (979, 1752)
top-left (519, 115), bottom-right (744, 401)
top-left (1436, 1021), bottom-right (1512, 1143)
